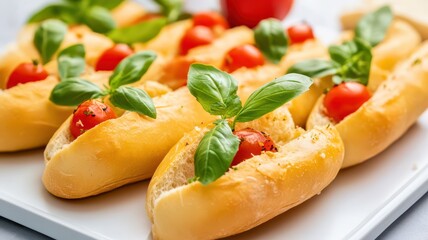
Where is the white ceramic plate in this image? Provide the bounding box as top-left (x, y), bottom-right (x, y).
top-left (0, 112), bottom-right (427, 240)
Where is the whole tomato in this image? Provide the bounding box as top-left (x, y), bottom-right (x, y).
top-left (323, 82), bottom-right (371, 122)
top-left (231, 128), bottom-right (277, 167)
top-left (6, 62), bottom-right (48, 89)
top-left (70, 100), bottom-right (117, 139)
top-left (220, 0), bottom-right (294, 28)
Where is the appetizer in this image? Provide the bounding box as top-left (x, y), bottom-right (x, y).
top-left (146, 64), bottom-right (344, 239)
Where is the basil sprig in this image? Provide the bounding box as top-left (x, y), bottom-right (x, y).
top-left (254, 19), bottom-right (288, 64)
top-left (188, 64), bottom-right (312, 184)
top-left (50, 51), bottom-right (157, 118)
top-left (57, 44), bottom-right (86, 80)
top-left (194, 119), bottom-right (240, 185)
top-left (33, 19), bottom-right (68, 64)
top-left (108, 18), bottom-right (167, 44)
top-left (355, 6), bottom-right (393, 47)
top-left (287, 6), bottom-right (391, 86)
top-left (28, 0), bottom-right (120, 34)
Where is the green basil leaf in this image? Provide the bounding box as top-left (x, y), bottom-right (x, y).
top-left (194, 119), bottom-right (239, 185)
top-left (355, 6), bottom-right (393, 47)
top-left (33, 19), bottom-right (68, 64)
top-left (109, 51), bottom-right (157, 90)
top-left (254, 19), bottom-right (288, 64)
top-left (332, 38), bottom-right (372, 85)
top-left (154, 0), bottom-right (183, 22)
top-left (187, 64), bottom-right (242, 118)
top-left (109, 86), bottom-right (156, 118)
top-left (287, 59), bottom-right (338, 78)
top-left (57, 44), bottom-right (86, 80)
top-left (108, 18), bottom-right (167, 44)
top-left (82, 6), bottom-right (116, 33)
top-left (235, 73), bottom-right (312, 123)
top-left (27, 3), bottom-right (79, 24)
top-left (88, 0), bottom-right (124, 10)
top-left (50, 78), bottom-right (103, 106)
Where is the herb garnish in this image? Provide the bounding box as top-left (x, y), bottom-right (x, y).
top-left (50, 51), bottom-right (157, 118)
top-left (33, 19), bottom-right (68, 64)
top-left (254, 19), bottom-right (289, 64)
top-left (287, 6), bottom-right (392, 86)
top-left (188, 64), bottom-right (312, 184)
top-left (28, 0), bottom-right (175, 43)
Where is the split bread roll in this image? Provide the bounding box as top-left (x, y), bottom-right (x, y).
top-left (341, 0), bottom-right (428, 39)
top-left (43, 87), bottom-right (214, 199)
top-left (146, 106), bottom-right (344, 240)
top-left (307, 41), bottom-right (428, 168)
top-left (42, 40), bottom-right (328, 199)
top-left (0, 70), bottom-right (169, 152)
top-left (285, 20), bottom-right (420, 127)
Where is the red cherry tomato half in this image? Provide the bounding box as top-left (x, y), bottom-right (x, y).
top-left (6, 62), bottom-right (48, 89)
top-left (287, 23), bottom-right (315, 44)
top-left (180, 26), bottom-right (215, 55)
top-left (95, 44), bottom-right (134, 71)
top-left (323, 82), bottom-right (371, 122)
top-left (193, 11), bottom-right (229, 30)
top-left (225, 44), bottom-right (265, 72)
top-left (221, 0), bottom-right (293, 28)
top-left (70, 100), bottom-right (117, 139)
top-left (231, 128), bottom-right (277, 167)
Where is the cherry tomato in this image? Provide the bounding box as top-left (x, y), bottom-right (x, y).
top-left (193, 11), bottom-right (229, 30)
top-left (70, 100), bottom-right (117, 139)
top-left (231, 128), bottom-right (277, 167)
top-left (95, 44), bottom-right (134, 71)
top-left (220, 0), bottom-right (293, 28)
top-left (287, 23), bottom-right (315, 44)
top-left (6, 62), bottom-right (48, 89)
top-left (323, 82), bottom-right (371, 122)
top-left (180, 26), bottom-right (215, 55)
top-left (225, 44), bottom-right (265, 72)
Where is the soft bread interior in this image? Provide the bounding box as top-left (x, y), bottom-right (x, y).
top-left (45, 79), bottom-right (171, 162)
top-left (147, 107), bottom-right (344, 239)
top-left (307, 41), bottom-right (428, 167)
top-left (147, 105), bottom-right (300, 220)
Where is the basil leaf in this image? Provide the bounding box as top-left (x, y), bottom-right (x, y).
top-left (154, 0), bottom-right (183, 22)
top-left (27, 3), bottom-right (79, 24)
top-left (109, 51), bottom-right (157, 90)
top-left (332, 39), bottom-right (372, 85)
top-left (287, 59), bottom-right (338, 78)
top-left (109, 86), bottom-right (156, 118)
top-left (57, 44), bottom-right (86, 80)
top-left (254, 19), bottom-right (288, 64)
top-left (194, 119), bottom-right (239, 185)
top-left (355, 6), bottom-right (393, 47)
top-left (235, 73), bottom-right (312, 123)
top-left (187, 64), bottom-right (242, 118)
top-left (108, 18), bottom-right (167, 44)
top-left (82, 6), bottom-right (116, 33)
top-left (50, 78), bottom-right (103, 106)
top-left (33, 19), bottom-right (68, 64)
top-left (88, 0), bottom-right (124, 10)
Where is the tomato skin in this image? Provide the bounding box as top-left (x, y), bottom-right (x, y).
top-left (70, 100), bottom-right (117, 139)
top-left (287, 23), bottom-right (315, 44)
top-left (221, 0), bottom-right (293, 28)
top-left (231, 128), bottom-right (277, 167)
top-left (323, 82), bottom-right (371, 122)
top-left (6, 62), bottom-right (48, 89)
top-left (225, 44), bottom-right (265, 72)
top-left (193, 11), bottom-right (229, 30)
top-left (180, 26), bottom-right (215, 55)
top-left (95, 44), bottom-right (134, 71)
